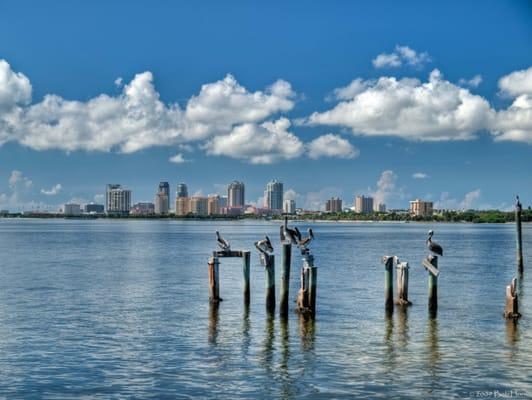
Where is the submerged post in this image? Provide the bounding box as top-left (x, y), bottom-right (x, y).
top-left (208, 256), bottom-right (220, 303)
top-left (396, 261), bottom-right (412, 306)
top-left (280, 243), bottom-right (291, 317)
top-left (382, 256), bottom-right (394, 312)
top-left (308, 260), bottom-right (318, 316)
top-left (242, 251), bottom-right (251, 306)
top-left (516, 196), bottom-right (524, 276)
top-left (504, 277), bottom-right (521, 320)
top-left (265, 254), bottom-right (276, 313)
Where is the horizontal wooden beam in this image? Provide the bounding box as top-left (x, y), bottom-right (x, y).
top-left (422, 258), bottom-right (440, 277)
top-left (213, 250), bottom-right (245, 258)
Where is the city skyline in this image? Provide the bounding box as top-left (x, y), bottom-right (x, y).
top-left (0, 1), bottom-right (531, 212)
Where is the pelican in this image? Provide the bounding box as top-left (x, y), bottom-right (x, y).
top-left (516, 195), bottom-right (521, 210)
top-left (216, 231), bottom-right (230, 251)
top-left (299, 228), bottom-right (314, 248)
top-left (427, 230), bottom-right (443, 256)
top-left (282, 217), bottom-right (300, 245)
top-left (255, 235), bottom-right (274, 255)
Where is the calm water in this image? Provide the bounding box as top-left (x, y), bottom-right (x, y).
top-left (0, 219), bottom-right (530, 399)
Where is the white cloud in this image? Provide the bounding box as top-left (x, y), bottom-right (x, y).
top-left (284, 188), bottom-right (297, 201)
top-left (308, 69), bottom-right (494, 141)
top-left (330, 78), bottom-right (368, 101)
top-left (9, 170), bottom-right (32, 189)
top-left (40, 183), bottom-right (62, 196)
top-left (372, 45), bottom-right (431, 69)
top-left (371, 170), bottom-right (399, 207)
top-left (412, 172), bottom-right (428, 179)
top-left (94, 193), bottom-right (104, 203)
top-left (460, 189), bottom-right (481, 209)
top-left (114, 77), bottom-right (123, 87)
top-left (459, 75), bottom-right (482, 88)
top-left (307, 133), bottom-right (359, 159)
top-left (169, 153), bottom-right (186, 163)
top-left (435, 189), bottom-right (482, 210)
top-left (498, 66), bottom-right (532, 97)
top-left (203, 117), bottom-right (304, 164)
top-left (0, 60), bottom-right (32, 111)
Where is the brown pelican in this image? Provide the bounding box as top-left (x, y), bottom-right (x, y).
top-left (516, 195), bottom-right (522, 210)
top-left (281, 217), bottom-right (300, 245)
top-left (255, 236), bottom-right (274, 255)
top-left (216, 231), bottom-right (230, 251)
top-left (299, 228), bottom-right (314, 248)
top-left (427, 230), bottom-right (443, 256)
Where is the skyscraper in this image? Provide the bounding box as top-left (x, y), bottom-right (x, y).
top-left (207, 195), bottom-right (220, 215)
top-left (154, 181), bottom-right (170, 215)
top-left (264, 180), bottom-right (284, 211)
top-left (283, 199), bottom-right (296, 214)
top-left (325, 197), bottom-right (342, 213)
top-left (176, 183), bottom-right (188, 198)
top-left (106, 184), bottom-right (131, 215)
top-left (228, 181), bottom-right (245, 207)
top-left (355, 195), bottom-right (374, 214)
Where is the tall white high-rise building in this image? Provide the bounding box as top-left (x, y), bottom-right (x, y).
top-left (228, 181), bottom-right (245, 207)
top-left (264, 180), bottom-right (283, 211)
top-left (106, 184), bottom-right (131, 215)
top-left (283, 199), bottom-right (296, 214)
top-left (155, 181), bottom-right (170, 215)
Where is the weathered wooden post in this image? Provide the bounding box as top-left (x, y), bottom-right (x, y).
top-left (504, 277), bottom-right (521, 320)
top-left (308, 255), bottom-right (317, 316)
top-left (208, 256), bottom-right (221, 303)
top-left (515, 196), bottom-right (524, 276)
top-left (422, 255), bottom-right (439, 316)
top-left (381, 256), bottom-right (394, 312)
top-left (280, 243), bottom-right (291, 317)
top-left (242, 251), bottom-right (251, 306)
top-left (396, 261), bottom-right (412, 306)
top-left (265, 254), bottom-right (276, 313)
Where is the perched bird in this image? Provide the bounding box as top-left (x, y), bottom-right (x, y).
top-left (282, 217), bottom-right (300, 245)
top-left (255, 236), bottom-right (274, 255)
top-left (216, 231), bottom-right (230, 251)
top-left (516, 195), bottom-right (522, 211)
top-left (426, 230), bottom-right (443, 256)
top-left (298, 228), bottom-right (314, 248)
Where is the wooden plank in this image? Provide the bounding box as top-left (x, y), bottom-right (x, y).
top-left (213, 250), bottom-right (244, 258)
top-left (422, 258), bottom-right (440, 277)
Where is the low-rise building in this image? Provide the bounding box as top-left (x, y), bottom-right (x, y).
top-left (64, 203), bottom-right (81, 216)
top-left (85, 203), bottom-right (104, 214)
top-left (325, 197), bottom-right (342, 213)
top-left (410, 199), bottom-right (433, 217)
top-left (130, 202), bottom-right (155, 216)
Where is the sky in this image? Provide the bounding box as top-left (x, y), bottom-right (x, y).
top-left (0, 0), bottom-right (531, 211)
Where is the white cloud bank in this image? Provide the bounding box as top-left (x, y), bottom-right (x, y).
top-left (307, 133), bottom-right (359, 159)
top-left (308, 68), bottom-right (532, 144)
top-left (372, 45), bottom-right (431, 69)
top-left (40, 183), bottom-right (62, 196)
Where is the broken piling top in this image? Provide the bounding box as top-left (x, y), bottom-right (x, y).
top-left (504, 276), bottom-right (521, 320)
top-left (422, 255), bottom-right (440, 277)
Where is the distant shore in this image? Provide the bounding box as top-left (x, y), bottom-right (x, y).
top-left (1, 208), bottom-right (530, 224)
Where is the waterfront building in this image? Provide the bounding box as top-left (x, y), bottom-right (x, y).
top-left (410, 199), bottom-right (433, 217)
top-left (190, 197), bottom-right (208, 216)
top-left (176, 183), bottom-right (188, 198)
top-left (85, 203), bottom-right (104, 214)
top-left (264, 180), bottom-right (283, 211)
top-left (325, 197), bottom-right (343, 213)
top-left (207, 195), bottom-right (220, 215)
top-left (218, 196), bottom-right (228, 209)
top-left (228, 181), bottom-right (245, 207)
top-left (375, 203), bottom-right (386, 213)
top-left (154, 182), bottom-right (170, 215)
top-left (222, 206), bottom-right (243, 216)
top-left (64, 203), bottom-right (81, 216)
top-left (130, 202), bottom-right (155, 216)
top-left (175, 197), bottom-right (191, 216)
top-left (283, 199), bottom-right (296, 214)
top-left (106, 184), bottom-right (131, 215)
top-left (355, 195), bottom-right (374, 214)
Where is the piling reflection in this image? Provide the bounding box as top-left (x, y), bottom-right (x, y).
top-left (208, 302), bottom-right (219, 346)
top-left (298, 314), bottom-right (315, 352)
top-left (396, 307), bottom-right (409, 348)
top-left (384, 310), bottom-right (395, 372)
top-left (279, 316), bottom-right (294, 399)
top-left (505, 319), bottom-right (519, 360)
top-left (262, 313), bottom-right (275, 377)
top-left (427, 317), bottom-right (440, 370)
top-left (242, 305), bottom-right (251, 357)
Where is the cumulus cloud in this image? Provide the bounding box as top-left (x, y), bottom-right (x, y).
top-left (459, 75), bottom-right (482, 88)
top-left (498, 66), bottom-right (532, 97)
top-left (0, 60), bottom-right (297, 161)
top-left (169, 153), bottom-right (186, 163)
top-left (371, 170), bottom-right (399, 207)
top-left (9, 170), bottom-right (32, 189)
top-left (435, 189), bottom-right (482, 210)
top-left (40, 183), bottom-right (62, 196)
top-left (308, 69), bottom-right (494, 141)
top-left (372, 45), bottom-right (431, 69)
top-left (284, 188), bottom-right (297, 201)
top-left (203, 118), bottom-right (304, 164)
top-left (307, 133), bottom-right (359, 159)
top-left (412, 172), bottom-right (428, 179)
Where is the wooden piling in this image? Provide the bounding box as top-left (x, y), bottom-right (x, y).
top-left (308, 266), bottom-right (318, 316)
top-left (516, 198), bottom-right (524, 276)
top-left (265, 254), bottom-right (275, 313)
top-left (382, 256), bottom-right (394, 312)
top-left (395, 261), bottom-right (412, 306)
top-left (504, 277), bottom-right (521, 320)
top-left (242, 251), bottom-right (251, 306)
top-left (296, 266), bottom-right (309, 310)
top-left (427, 256), bottom-right (438, 316)
top-left (208, 256), bottom-right (220, 303)
top-left (280, 243), bottom-right (291, 317)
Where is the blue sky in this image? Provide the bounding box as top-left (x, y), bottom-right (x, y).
top-left (0, 0), bottom-right (531, 211)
